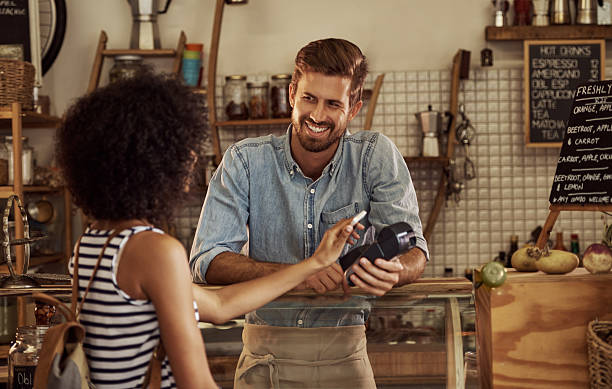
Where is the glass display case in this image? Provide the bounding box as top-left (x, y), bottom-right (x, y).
top-left (0, 282), bottom-right (70, 385)
top-left (0, 277), bottom-right (477, 388)
top-left (199, 277), bottom-right (477, 389)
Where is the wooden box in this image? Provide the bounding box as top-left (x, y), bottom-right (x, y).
top-left (475, 268), bottom-right (612, 388)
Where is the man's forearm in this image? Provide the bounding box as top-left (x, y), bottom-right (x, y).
top-left (205, 251), bottom-right (290, 284)
top-left (397, 247), bottom-right (427, 286)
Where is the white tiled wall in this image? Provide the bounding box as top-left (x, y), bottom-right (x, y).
top-left (176, 67), bottom-right (609, 277)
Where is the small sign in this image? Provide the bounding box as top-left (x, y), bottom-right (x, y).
top-left (0, 0), bottom-right (31, 61)
top-left (524, 40), bottom-right (604, 147)
top-left (549, 80), bottom-right (612, 206)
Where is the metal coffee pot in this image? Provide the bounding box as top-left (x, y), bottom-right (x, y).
top-left (549, 0), bottom-right (571, 24)
top-left (576, 0), bottom-right (599, 24)
top-left (415, 105), bottom-right (445, 157)
top-left (126, 0), bottom-right (172, 49)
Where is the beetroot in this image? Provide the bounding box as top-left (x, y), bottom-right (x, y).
top-left (583, 243), bottom-right (612, 274)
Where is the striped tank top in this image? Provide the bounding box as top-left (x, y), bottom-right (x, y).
top-left (68, 226), bottom-right (200, 389)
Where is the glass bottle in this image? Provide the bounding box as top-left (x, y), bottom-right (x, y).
top-left (553, 231), bottom-right (567, 251)
top-left (109, 55), bottom-right (146, 84)
top-left (8, 326), bottom-right (48, 389)
top-left (247, 81), bottom-right (269, 119)
top-left (223, 75), bottom-right (248, 120)
top-left (570, 233), bottom-right (582, 266)
top-left (5, 136), bottom-right (34, 185)
top-left (507, 235), bottom-right (519, 267)
top-left (495, 251), bottom-right (506, 266)
top-left (270, 74), bottom-right (292, 118)
top-left (0, 139), bottom-right (9, 185)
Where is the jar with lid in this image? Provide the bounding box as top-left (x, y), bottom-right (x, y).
top-left (8, 326), bottom-right (48, 389)
top-left (109, 55), bottom-right (146, 84)
top-left (5, 136), bottom-right (34, 185)
top-left (270, 74), bottom-right (292, 118)
top-left (223, 75), bottom-right (249, 120)
top-left (247, 81), bottom-right (269, 119)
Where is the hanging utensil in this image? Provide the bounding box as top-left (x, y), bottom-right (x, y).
top-left (0, 195), bottom-right (47, 289)
top-left (455, 103), bottom-right (477, 181)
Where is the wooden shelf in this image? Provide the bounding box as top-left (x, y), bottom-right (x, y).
top-left (404, 156), bottom-right (449, 165)
top-left (101, 48), bottom-right (176, 57)
top-left (0, 110), bottom-right (61, 129)
top-left (485, 25), bottom-right (612, 41)
top-left (0, 254), bottom-right (66, 274)
top-left (215, 118), bottom-right (291, 127)
top-left (0, 185), bottom-right (64, 198)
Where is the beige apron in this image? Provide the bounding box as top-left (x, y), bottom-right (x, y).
top-left (234, 323), bottom-right (376, 389)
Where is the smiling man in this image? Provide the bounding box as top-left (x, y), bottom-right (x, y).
top-left (190, 38), bottom-right (428, 388)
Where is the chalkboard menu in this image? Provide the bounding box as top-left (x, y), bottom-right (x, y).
top-left (524, 40), bottom-right (604, 147)
top-left (0, 0), bottom-right (31, 61)
top-left (549, 80), bottom-right (612, 206)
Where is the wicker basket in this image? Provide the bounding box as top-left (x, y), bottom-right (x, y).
top-left (0, 59), bottom-right (35, 111)
top-left (587, 320), bottom-right (612, 389)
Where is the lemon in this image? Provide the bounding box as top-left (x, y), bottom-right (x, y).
top-left (481, 261), bottom-right (507, 288)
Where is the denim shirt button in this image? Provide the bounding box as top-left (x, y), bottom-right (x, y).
top-left (310, 188), bottom-right (315, 194)
top-left (307, 223), bottom-right (313, 229)
top-left (297, 319), bottom-right (303, 326)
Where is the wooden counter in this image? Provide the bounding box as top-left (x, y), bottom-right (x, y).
top-left (475, 268), bottom-right (612, 389)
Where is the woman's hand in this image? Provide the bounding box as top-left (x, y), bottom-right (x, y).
top-left (310, 218), bottom-right (362, 269)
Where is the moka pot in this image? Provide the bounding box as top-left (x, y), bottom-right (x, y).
top-left (127, 0), bottom-right (172, 49)
top-left (415, 105), bottom-right (443, 157)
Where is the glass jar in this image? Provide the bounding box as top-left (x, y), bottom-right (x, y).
top-left (8, 326), bottom-right (48, 389)
top-left (5, 136), bottom-right (34, 185)
top-left (0, 139), bottom-right (9, 185)
top-left (0, 297), bottom-right (17, 344)
top-left (247, 81), bottom-right (269, 119)
top-left (223, 75), bottom-right (249, 120)
top-left (270, 74), bottom-right (292, 118)
top-left (109, 55), bottom-right (146, 84)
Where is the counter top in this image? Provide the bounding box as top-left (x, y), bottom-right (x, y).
top-left (199, 276), bottom-right (472, 297)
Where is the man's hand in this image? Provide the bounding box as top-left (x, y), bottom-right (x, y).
top-left (348, 247), bottom-right (427, 295)
top-left (347, 257), bottom-right (403, 296)
top-left (296, 263), bottom-right (349, 294)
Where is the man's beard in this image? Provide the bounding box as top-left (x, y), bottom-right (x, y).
top-left (292, 115), bottom-right (343, 153)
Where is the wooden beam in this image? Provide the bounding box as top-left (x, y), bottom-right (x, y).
top-left (87, 31), bottom-right (108, 93)
top-left (208, 0), bottom-right (226, 165)
top-left (364, 73), bottom-right (385, 131)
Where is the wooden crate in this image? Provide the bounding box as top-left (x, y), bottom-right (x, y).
top-left (476, 268), bottom-right (612, 388)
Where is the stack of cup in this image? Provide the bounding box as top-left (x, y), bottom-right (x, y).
top-left (182, 43), bottom-right (203, 87)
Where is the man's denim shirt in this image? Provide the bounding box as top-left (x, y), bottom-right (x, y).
top-left (190, 126), bottom-right (429, 327)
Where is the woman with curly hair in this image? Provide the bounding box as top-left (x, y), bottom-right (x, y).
top-left (56, 73), bottom-right (360, 388)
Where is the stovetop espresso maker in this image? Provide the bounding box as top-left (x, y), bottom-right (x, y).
top-left (127, 0), bottom-right (172, 50)
top-left (415, 105), bottom-right (448, 157)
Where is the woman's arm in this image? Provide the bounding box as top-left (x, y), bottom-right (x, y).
top-left (194, 218), bottom-right (356, 324)
top-left (119, 232), bottom-right (218, 388)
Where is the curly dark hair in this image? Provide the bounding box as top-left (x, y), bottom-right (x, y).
top-left (56, 73), bottom-right (209, 226)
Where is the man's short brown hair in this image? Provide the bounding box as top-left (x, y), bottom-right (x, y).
top-left (290, 38), bottom-right (368, 108)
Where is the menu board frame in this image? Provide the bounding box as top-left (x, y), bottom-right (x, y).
top-left (535, 79), bottom-right (612, 249)
top-left (0, 0), bottom-right (42, 87)
top-left (524, 39), bottom-right (605, 148)
top-left (548, 79), bottom-right (612, 207)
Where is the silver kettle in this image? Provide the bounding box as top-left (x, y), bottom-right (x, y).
top-left (126, 0), bottom-right (172, 49)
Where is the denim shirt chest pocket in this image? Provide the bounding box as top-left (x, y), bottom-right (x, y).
top-left (320, 203), bottom-right (364, 249)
